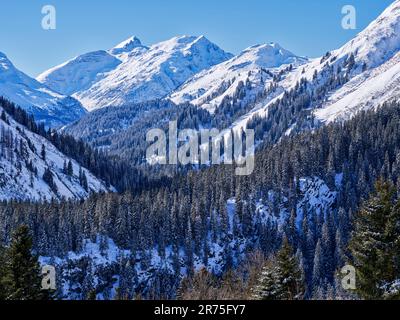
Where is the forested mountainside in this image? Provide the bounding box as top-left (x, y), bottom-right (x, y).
top-left (0, 97), bottom-right (160, 196)
top-left (2, 101), bottom-right (400, 299)
top-left (63, 49), bottom-right (361, 168)
top-left (0, 99), bottom-right (113, 201)
top-left (222, 0), bottom-right (400, 136)
top-left (170, 42), bottom-right (307, 113)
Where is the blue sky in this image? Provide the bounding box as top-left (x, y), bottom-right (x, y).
top-left (0, 0), bottom-right (394, 77)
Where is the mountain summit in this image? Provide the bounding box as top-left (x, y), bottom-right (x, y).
top-left (170, 42), bottom-right (307, 112)
top-left (334, 0), bottom-right (400, 68)
top-left (38, 35), bottom-right (233, 111)
top-left (110, 36), bottom-right (145, 55)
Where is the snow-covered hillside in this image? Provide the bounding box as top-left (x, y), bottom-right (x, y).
top-left (0, 52), bottom-right (86, 127)
top-left (170, 43), bottom-right (307, 113)
top-left (38, 35), bottom-right (233, 111)
top-left (36, 36), bottom-right (149, 97)
top-left (36, 51), bottom-right (122, 96)
top-left (224, 0), bottom-right (400, 134)
top-left (0, 105), bottom-right (112, 201)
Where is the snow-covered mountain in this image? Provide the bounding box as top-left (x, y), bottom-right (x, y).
top-left (0, 104), bottom-right (112, 201)
top-left (36, 51), bottom-right (122, 97)
top-left (36, 36), bottom-right (148, 97)
top-left (225, 0), bottom-right (400, 135)
top-left (38, 35), bottom-right (233, 111)
top-left (61, 1), bottom-right (400, 171)
top-left (314, 0), bottom-right (400, 122)
top-left (0, 52), bottom-right (86, 127)
top-left (170, 42), bottom-right (307, 113)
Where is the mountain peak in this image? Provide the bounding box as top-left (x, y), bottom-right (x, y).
top-left (335, 0), bottom-right (400, 67)
top-left (239, 42), bottom-right (305, 69)
top-left (110, 36), bottom-right (145, 55)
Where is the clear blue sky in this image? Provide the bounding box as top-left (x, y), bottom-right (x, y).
top-left (0, 0), bottom-right (394, 77)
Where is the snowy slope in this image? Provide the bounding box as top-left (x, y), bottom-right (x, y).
top-left (36, 51), bottom-right (122, 96)
top-left (170, 43), bottom-right (307, 113)
top-left (315, 51), bottom-right (400, 122)
top-left (0, 52), bottom-right (86, 127)
top-left (0, 105), bottom-right (112, 201)
top-left (314, 0), bottom-right (400, 122)
top-left (37, 36), bottom-right (148, 97)
top-left (220, 0), bottom-right (400, 135)
top-left (38, 35), bottom-right (233, 111)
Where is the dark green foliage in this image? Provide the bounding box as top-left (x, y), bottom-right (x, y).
top-left (1, 226), bottom-right (45, 300)
top-left (350, 180), bottom-right (400, 299)
top-left (43, 167), bottom-right (58, 194)
top-left (252, 238), bottom-right (305, 300)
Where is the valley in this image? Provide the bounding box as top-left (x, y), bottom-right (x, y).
top-left (1, 0), bottom-right (400, 302)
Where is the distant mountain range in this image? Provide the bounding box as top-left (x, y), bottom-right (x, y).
top-left (1, 0), bottom-right (400, 160)
top-left (38, 35), bottom-right (233, 111)
top-left (60, 1), bottom-right (400, 163)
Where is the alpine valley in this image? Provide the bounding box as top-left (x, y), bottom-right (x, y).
top-left (1, 0), bottom-right (400, 301)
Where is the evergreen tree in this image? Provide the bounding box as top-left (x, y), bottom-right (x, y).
top-left (252, 238), bottom-right (305, 300)
top-left (43, 167), bottom-right (58, 194)
top-left (350, 180), bottom-right (400, 299)
top-left (1, 226), bottom-right (45, 300)
top-left (252, 260), bottom-right (282, 300)
top-left (67, 160), bottom-right (73, 176)
top-left (276, 238), bottom-right (305, 300)
top-left (41, 144), bottom-right (46, 161)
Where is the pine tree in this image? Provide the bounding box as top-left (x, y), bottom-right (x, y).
top-left (41, 144), bottom-right (46, 161)
top-left (276, 238), bottom-right (305, 300)
top-left (312, 240), bottom-right (324, 293)
top-left (2, 225), bottom-right (45, 300)
top-left (67, 160), bottom-right (73, 176)
top-left (252, 260), bottom-right (282, 300)
top-left (350, 180), bottom-right (400, 299)
top-left (252, 238), bottom-right (305, 300)
top-left (79, 167), bottom-right (89, 191)
top-left (43, 167), bottom-right (57, 194)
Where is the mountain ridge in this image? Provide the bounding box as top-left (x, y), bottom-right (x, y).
top-left (0, 51), bottom-right (86, 128)
top-left (38, 35), bottom-right (233, 111)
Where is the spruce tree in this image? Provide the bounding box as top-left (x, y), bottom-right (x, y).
top-left (276, 238), bottom-right (305, 300)
top-left (2, 225), bottom-right (45, 300)
top-left (252, 238), bottom-right (305, 300)
top-left (350, 180), bottom-right (400, 299)
top-left (252, 260), bottom-right (282, 300)
top-left (67, 160), bottom-right (73, 176)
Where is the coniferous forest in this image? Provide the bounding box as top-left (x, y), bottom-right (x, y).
top-left (2, 1), bottom-right (400, 303)
top-left (1, 97), bottom-right (400, 300)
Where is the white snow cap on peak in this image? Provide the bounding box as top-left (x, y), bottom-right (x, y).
top-left (110, 36), bottom-right (145, 55)
top-left (238, 42), bottom-right (305, 68)
top-left (334, 0), bottom-right (400, 67)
